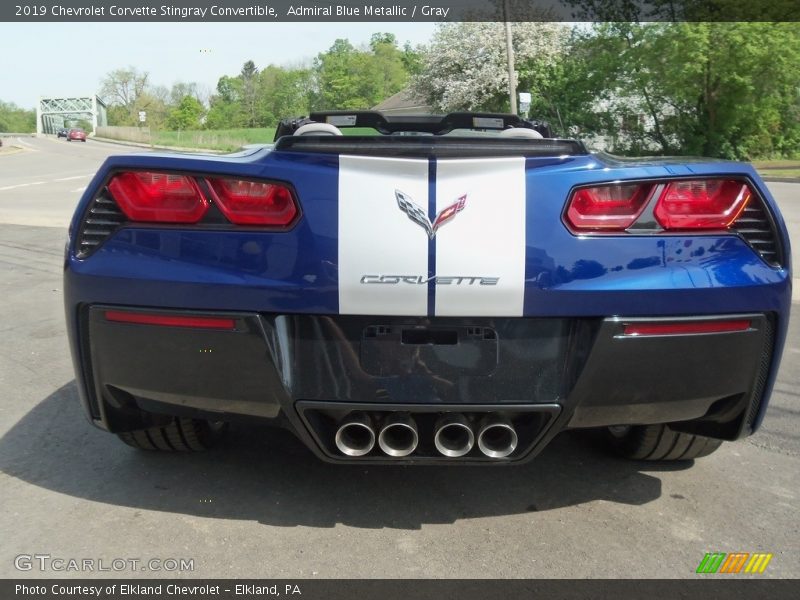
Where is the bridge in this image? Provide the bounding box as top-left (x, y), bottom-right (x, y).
top-left (36, 95), bottom-right (108, 135)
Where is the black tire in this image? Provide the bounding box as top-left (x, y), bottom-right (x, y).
top-left (606, 424), bottom-right (722, 461)
top-left (117, 417), bottom-right (226, 451)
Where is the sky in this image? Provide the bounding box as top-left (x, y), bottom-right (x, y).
top-left (0, 22), bottom-right (438, 109)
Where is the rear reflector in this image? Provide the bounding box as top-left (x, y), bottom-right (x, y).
top-left (565, 183), bottom-right (653, 230)
top-left (206, 177), bottom-right (298, 226)
top-left (104, 310), bottom-right (236, 330)
top-left (108, 171), bottom-right (208, 223)
top-left (623, 319), bottom-right (751, 337)
top-left (654, 179), bottom-right (751, 230)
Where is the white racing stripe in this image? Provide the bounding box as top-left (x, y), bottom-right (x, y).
top-left (337, 155), bottom-right (528, 317)
top-left (338, 155), bottom-right (429, 315)
top-left (434, 157), bottom-right (527, 316)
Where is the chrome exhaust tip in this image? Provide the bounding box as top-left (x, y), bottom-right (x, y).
top-left (378, 413), bottom-right (419, 457)
top-left (477, 416), bottom-right (518, 459)
top-left (334, 412), bottom-right (376, 457)
top-left (434, 413), bottom-right (475, 458)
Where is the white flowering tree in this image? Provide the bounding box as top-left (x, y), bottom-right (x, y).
top-left (411, 22), bottom-right (568, 113)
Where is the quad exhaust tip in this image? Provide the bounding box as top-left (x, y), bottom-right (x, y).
top-left (334, 412), bottom-right (376, 457)
top-left (477, 416), bottom-right (518, 459)
top-left (434, 413), bottom-right (475, 458)
top-left (334, 411), bottom-right (518, 459)
top-left (378, 413), bottom-right (419, 457)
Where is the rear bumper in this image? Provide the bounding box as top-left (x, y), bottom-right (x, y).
top-left (69, 306), bottom-right (777, 464)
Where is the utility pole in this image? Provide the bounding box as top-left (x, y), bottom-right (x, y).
top-left (503, 0), bottom-right (517, 114)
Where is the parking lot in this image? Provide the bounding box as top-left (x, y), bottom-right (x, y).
top-left (0, 136), bottom-right (797, 578)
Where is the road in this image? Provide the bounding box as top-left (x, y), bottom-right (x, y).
top-left (0, 136), bottom-right (797, 579)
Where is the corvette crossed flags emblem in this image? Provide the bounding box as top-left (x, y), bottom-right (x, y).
top-left (395, 189), bottom-right (467, 239)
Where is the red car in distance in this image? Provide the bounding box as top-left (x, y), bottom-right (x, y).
top-left (68, 128), bottom-right (87, 142)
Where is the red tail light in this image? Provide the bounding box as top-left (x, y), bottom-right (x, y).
top-left (653, 179), bottom-right (751, 230)
top-left (206, 177), bottom-right (298, 226)
top-left (565, 183), bottom-right (652, 231)
top-left (565, 178), bottom-right (754, 233)
top-left (108, 171), bottom-right (208, 223)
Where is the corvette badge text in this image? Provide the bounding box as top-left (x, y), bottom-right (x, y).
top-left (361, 275), bottom-right (499, 285)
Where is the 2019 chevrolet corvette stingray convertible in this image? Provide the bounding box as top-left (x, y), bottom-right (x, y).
top-left (64, 112), bottom-right (791, 464)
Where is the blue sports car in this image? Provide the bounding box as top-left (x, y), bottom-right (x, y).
top-left (63, 112), bottom-right (791, 464)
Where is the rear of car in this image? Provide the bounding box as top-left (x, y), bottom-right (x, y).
top-left (63, 112), bottom-right (791, 465)
top-left (68, 128), bottom-right (86, 142)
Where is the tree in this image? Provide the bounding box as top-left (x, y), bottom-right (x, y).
top-left (574, 22), bottom-right (800, 158)
top-left (99, 67), bottom-right (165, 127)
top-left (132, 91), bottom-right (169, 129)
top-left (311, 39), bottom-right (368, 109)
top-left (311, 36), bottom-right (410, 111)
top-left (0, 101), bottom-right (35, 133)
top-left (257, 65), bottom-right (313, 125)
top-left (205, 75), bottom-right (245, 129)
top-left (370, 33), bottom-right (411, 103)
top-left (169, 82), bottom-right (201, 106)
top-left (411, 22), bottom-right (568, 112)
top-left (240, 60), bottom-right (260, 127)
top-left (166, 95), bottom-right (204, 131)
top-left (99, 67), bottom-right (149, 109)
top-left (651, 22), bottom-right (800, 158)
top-left (518, 27), bottom-right (615, 136)
top-left (400, 41), bottom-right (423, 76)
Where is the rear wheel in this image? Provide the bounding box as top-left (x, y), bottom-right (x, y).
top-left (606, 424), bottom-right (722, 461)
top-left (117, 417), bottom-right (226, 451)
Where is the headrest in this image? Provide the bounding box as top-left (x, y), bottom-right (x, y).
top-left (499, 128), bottom-right (544, 139)
top-left (293, 123), bottom-right (343, 136)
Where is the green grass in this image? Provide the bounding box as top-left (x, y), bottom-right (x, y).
top-left (756, 168), bottom-right (800, 178)
top-left (149, 126), bottom-right (383, 152)
top-left (752, 158), bottom-right (800, 179)
top-left (151, 128), bottom-right (277, 152)
top-left (751, 159), bottom-right (800, 169)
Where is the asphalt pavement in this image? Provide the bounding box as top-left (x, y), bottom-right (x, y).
top-left (0, 136), bottom-right (797, 579)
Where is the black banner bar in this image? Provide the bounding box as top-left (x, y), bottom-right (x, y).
top-left (2, 0), bottom-right (799, 22)
top-left (4, 579), bottom-right (800, 600)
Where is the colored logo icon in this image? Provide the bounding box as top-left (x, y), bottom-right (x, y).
top-left (696, 552), bottom-right (773, 574)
